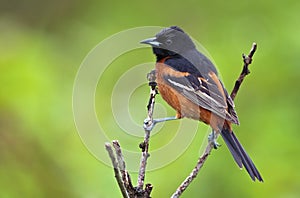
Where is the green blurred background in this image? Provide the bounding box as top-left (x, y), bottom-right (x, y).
top-left (1, 0), bottom-right (300, 197)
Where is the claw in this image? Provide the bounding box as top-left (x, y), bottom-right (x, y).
top-left (212, 141), bottom-right (221, 149)
top-left (143, 118), bottom-right (155, 131)
top-left (208, 130), bottom-right (220, 149)
top-left (143, 118), bottom-right (150, 125)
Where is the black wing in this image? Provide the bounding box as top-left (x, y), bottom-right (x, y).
top-left (164, 56), bottom-right (239, 124)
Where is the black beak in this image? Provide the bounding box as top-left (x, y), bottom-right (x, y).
top-left (140, 37), bottom-right (161, 47)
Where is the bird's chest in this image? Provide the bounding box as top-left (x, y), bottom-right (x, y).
top-left (155, 61), bottom-right (202, 119)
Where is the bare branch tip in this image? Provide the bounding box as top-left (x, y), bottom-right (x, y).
top-left (249, 42), bottom-right (257, 57)
top-left (112, 140), bottom-right (121, 147)
top-left (105, 142), bottom-right (112, 149)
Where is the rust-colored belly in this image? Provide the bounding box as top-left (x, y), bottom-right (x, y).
top-left (155, 61), bottom-right (231, 131)
top-left (155, 62), bottom-right (209, 122)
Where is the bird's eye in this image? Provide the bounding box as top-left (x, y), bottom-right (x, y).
top-left (166, 39), bottom-right (172, 45)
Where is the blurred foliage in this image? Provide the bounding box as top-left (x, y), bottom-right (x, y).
top-left (1, 0), bottom-right (300, 197)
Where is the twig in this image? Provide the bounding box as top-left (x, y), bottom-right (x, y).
top-left (105, 70), bottom-right (156, 198)
top-left (171, 145), bottom-right (212, 198)
top-left (171, 43), bottom-right (258, 197)
top-left (230, 43), bottom-right (257, 100)
top-left (137, 69), bottom-right (157, 190)
top-left (105, 143), bottom-right (129, 198)
top-left (112, 141), bottom-right (135, 195)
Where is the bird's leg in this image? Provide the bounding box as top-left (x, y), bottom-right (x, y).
top-left (143, 116), bottom-right (178, 131)
top-left (208, 130), bottom-right (220, 149)
top-left (154, 116), bottom-right (178, 123)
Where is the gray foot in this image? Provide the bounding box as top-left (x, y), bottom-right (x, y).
top-left (208, 130), bottom-right (220, 149)
top-left (143, 116), bottom-right (177, 131)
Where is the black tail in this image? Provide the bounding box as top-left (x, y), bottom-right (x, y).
top-left (220, 128), bottom-right (263, 182)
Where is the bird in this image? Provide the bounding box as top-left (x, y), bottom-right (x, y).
top-left (140, 26), bottom-right (263, 182)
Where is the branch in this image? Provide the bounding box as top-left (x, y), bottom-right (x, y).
top-left (105, 142), bottom-right (129, 198)
top-left (112, 141), bottom-right (135, 196)
top-left (105, 141), bottom-right (138, 197)
top-left (137, 69), bottom-right (157, 189)
top-left (230, 43), bottom-right (257, 100)
top-left (171, 43), bottom-right (258, 197)
top-left (105, 70), bottom-right (156, 198)
top-left (171, 145), bottom-right (212, 198)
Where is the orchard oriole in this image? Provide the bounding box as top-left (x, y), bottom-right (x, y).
top-left (141, 26), bottom-right (263, 182)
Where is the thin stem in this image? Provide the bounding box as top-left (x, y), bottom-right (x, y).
top-left (137, 70), bottom-right (157, 190)
top-left (112, 141), bottom-right (135, 194)
top-left (105, 143), bottom-right (129, 198)
top-left (230, 43), bottom-right (257, 100)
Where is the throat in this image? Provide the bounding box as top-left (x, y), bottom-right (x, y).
top-left (156, 54), bottom-right (168, 62)
top-left (153, 47), bottom-right (176, 62)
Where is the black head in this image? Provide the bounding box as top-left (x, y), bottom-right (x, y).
top-left (140, 26), bottom-right (196, 60)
